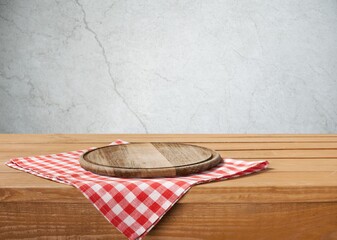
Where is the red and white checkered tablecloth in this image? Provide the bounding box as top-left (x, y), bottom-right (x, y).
top-left (6, 140), bottom-right (269, 240)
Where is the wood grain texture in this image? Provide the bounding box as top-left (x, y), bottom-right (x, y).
top-left (1, 134), bottom-right (337, 239)
top-left (80, 143), bottom-right (222, 178)
top-left (1, 202), bottom-right (336, 240)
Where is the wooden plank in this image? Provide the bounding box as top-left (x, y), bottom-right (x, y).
top-left (2, 149), bottom-right (337, 161)
top-left (1, 183), bottom-right (336, 204)
top-left (0, 202), bottom-right (336, 239)
top-left (0, 166), bottom-right (19, 173)
top-left (148, 202), bottom-right (337, 240)
top-left (0, 202), bottom-right (123, 239)
top-left (0, 173), bottom-right (71, 189)
top-left (218, 149), bottom-right (337, 158)
top-left (2, 184), bottom-right (337, 205)
top-left (1, 134), bottom-right (337, 144)
top-left (195, 142), bottom-right (337, 150)
top-left (1, 171), bottom-right (336, 203)
top-left (2, 158), bottom-right (337, 173)
top-left (263, 158), bottom-right (337, 171)
top-left (2, 142), bottom-right (337, 152)
top-left (0, 143), bottom-right (97, 152)
top-left (1, 171), bottom-right (334, 189)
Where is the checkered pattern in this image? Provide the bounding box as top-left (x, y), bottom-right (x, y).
top-left (6, 140), bottom-right (269, 240)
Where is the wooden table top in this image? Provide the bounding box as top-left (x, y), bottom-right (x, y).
top-left (1, 134), bottom-right (337, 204)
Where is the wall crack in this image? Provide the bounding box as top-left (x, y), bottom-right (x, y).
top-left (75, 0), bottom-right (148, 133)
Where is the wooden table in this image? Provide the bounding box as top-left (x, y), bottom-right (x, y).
top-left (1, 134), bottom-right (337, 239)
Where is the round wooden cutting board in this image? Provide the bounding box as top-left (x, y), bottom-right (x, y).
top-left (80, 143), bottom-right (222, 178)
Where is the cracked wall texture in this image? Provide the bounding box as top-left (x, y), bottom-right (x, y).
top-left (0, 0), bottom-right (337, 133)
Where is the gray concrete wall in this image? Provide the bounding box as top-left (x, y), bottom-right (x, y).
top-left (1, 0), bottom-right (336, 133)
